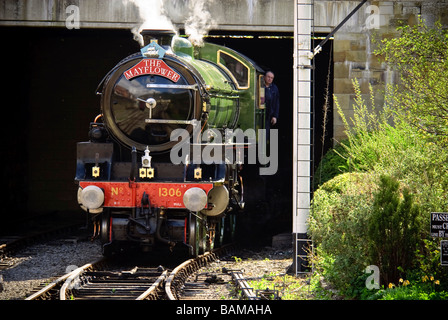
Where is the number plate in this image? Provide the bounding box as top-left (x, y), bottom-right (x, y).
top-left (79, 181), bottom-right (213, 209)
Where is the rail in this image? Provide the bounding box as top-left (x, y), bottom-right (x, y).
top-left (166, 244), bottom-right (234, 300)
top-left (26, 258), bottom-right (106, 300)
top-left (227, 269), bottom-right (258, 300)
top-left (60, 261), bottom-right (101, 300)
top-left (136, 270), bottom-right (168, 300)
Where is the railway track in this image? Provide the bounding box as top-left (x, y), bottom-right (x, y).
top-left (0, 223), bottom-right (85, 261)
top-left (166, 246), bottom-right (233, 300)
top-left (61, 264), bottom-right (167, 300)
top-left (26, 245), bottom-right (235, 300)
top-left (25, 258), bottom-right (105, 300)
top-left (26, 258), bottom-right (167, 300)
top-left (2, 217), bottom-right (277, 301)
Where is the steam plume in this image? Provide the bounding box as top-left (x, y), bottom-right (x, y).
top-left (124, 0), bottom-right (216, 47)
top-left (184, 0), bottom-right (216, 47)
top-left (125, 0), bottom-right (176, 46)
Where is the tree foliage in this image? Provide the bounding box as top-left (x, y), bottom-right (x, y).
top-left (376, 19), bottom-right (448, 139)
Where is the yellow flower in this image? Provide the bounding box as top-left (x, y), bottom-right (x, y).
top-left (435, 280), bottom-right (440, 285)
top-left (403, 280), bottom-right (410, 286)
top-left (430, 276), bottom-right (434, 281)
top-left (388, 283), bottom-right (395, 289)
top-left (399, 278), bottom-right (403, 283)
top-left (422, 275), bottom-right (428, 282)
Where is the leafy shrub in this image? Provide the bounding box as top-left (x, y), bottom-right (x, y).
top-left (309, 172), bottom-right (377, 296)
top-left (376, 19), bottom-right (448, 141)
top-left (313, 140), bottom-right (350, 190)
top-left (368, 175), bottom-right (422, 286)
top-left (310, 173), bottom-right (427, 298)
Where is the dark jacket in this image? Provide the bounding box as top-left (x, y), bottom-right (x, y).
top-left (265, 83), bottom-right (280, 127)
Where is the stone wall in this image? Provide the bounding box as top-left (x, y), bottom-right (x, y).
top-left (332, 0), bottom-right (448, 143)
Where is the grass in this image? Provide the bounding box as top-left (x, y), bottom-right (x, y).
top-left (247, 273), bottom-right (315, 300)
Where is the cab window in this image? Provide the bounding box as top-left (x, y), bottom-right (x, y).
top-left (258, 74), bottom-right (266, 109)
top-left (217, 50), bottom-right (250, 89)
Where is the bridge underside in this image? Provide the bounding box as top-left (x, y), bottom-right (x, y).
top-left (0, 0), bottom-right (360, 33)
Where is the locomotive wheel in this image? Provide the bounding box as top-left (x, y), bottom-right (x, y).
top-left (188, 214), bottom-right (198, 256)
top-left (188, 212), bottom-right (207, 256)
top-left (100, 209), bottom-right (114, 257)
top-left (234, 174), bottom-right (244, 210)
top-left (100, 209), bottom-right (111, 245)
top-left (223, 213), bottom-right (237, 244)
top-left (206, 220), bottom-right (218, 252)
top-left (217, 217), bottom-right (225, 246)
top-left (228, 167), bottom-right (244, 210)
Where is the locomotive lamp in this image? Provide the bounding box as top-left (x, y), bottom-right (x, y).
top-left (140, 146), bottom-right (154, 179)
top-left (79, 185), bottom-right (104, 211)
top-left (183, 187), bottom-right (208, 212)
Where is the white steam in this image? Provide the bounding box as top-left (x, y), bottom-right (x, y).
top-left (125, 0), bottom-right (176, 46)
top-left (124, 0), bottom-right (216, 47)
top-left (184, 0), bottom-right (217, 47)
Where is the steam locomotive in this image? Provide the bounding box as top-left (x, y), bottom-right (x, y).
top-left (75, 30), bottom-right (267, 256)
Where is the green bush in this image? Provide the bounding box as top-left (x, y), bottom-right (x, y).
top-left (310, 173), bottom-right (435, 299)
top-left (313, 141), bottom-right (350, 191)
top-left (334, 80), bottom-right (448, 216)
top-left (309, 172), bottom-right (377, 296)
top-left (368, 175), bottom-right (422, 286)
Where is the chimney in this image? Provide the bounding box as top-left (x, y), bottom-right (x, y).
top-left (140, 29), bottom-right (176, 47)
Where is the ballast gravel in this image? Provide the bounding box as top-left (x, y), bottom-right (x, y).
top-left (0, 239), bottom-right (103, 300)
top-left (0, 238), bottom-right (294, 300)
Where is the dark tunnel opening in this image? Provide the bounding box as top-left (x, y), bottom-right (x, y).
top-left (1, 27), bottom-right (333, 246)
